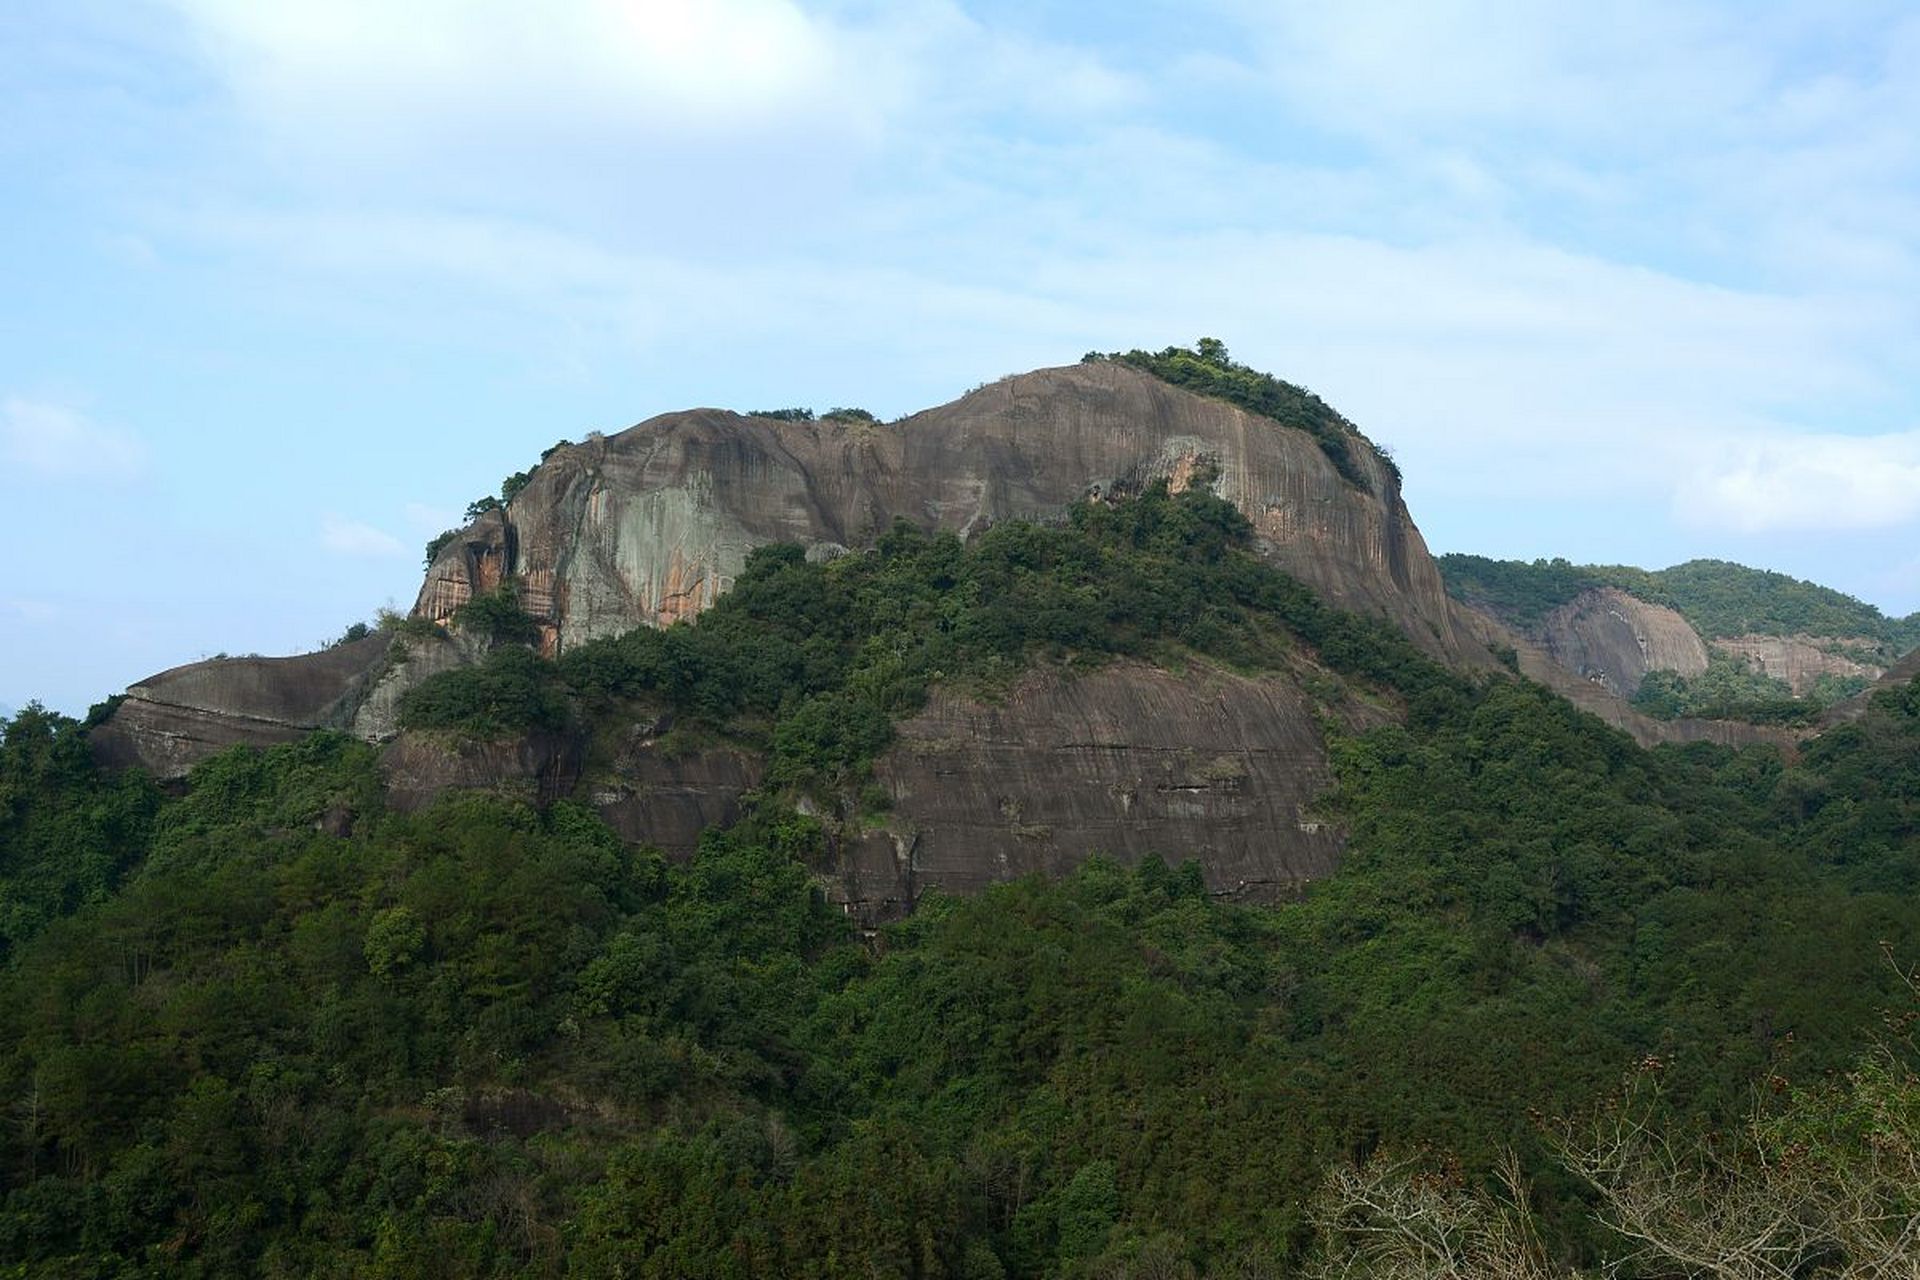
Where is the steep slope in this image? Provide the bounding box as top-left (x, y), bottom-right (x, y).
top-left (416, 362), bottom-right (1483, 667)
top-left (1441, 553), bottom-right (1913, 718)
top-left (1537, 588), bottom-right (1710, 697)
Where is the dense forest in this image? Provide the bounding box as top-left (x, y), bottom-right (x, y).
top-left (3, 485), bottom-right (1918, 1276)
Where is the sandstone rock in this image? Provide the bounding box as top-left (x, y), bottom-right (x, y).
top-left (90, 633), bottom-right (395, 778)
top-left (415, 362), bottom-right (1488, 669)
top-left (590, 720), bottom-right (766, 855)
top-left (1712, 634), bottom-right (1883, 695)
top-left (826, 660), bottom-right (1389, 926)
top-left (1537, 588), bottom-right (1709, 697)
top-left (380, 729), bottom-right (585, 813)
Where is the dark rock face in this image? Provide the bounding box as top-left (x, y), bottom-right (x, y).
top-left (381, 729), bottom-right (585, 813)
top-left (588, 722), bottom-right (765, 856)
top-left (91, 633), bottom-right (395, 777)
top-left (826, 661), bottom-right (1387, 925)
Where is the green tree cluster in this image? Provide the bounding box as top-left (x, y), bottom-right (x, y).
top-left (1087, 340), bottom-right (1393, 489)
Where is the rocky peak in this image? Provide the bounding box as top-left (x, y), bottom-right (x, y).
top-left (413, 362), bottom-right (1486, 669)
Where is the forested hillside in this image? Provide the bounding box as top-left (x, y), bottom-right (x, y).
top-left (1439, 553), bottom-right (1920, 649)
top-left (4, 486), bottom-right (1918, 1277)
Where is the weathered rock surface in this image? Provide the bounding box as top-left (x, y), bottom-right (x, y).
top-left (1537, 588), bottom-right (1709, 698)
top-left (825, 660), bottom-right (1389, 925)
top-left (381, 729), bottom-right (585, 813)
top-left (91, 633), bottom-right (395, 778)
top-left (415, 362), bottom-right (1488, 669)
top-left (1712, 634), bottom-right (1882, 695)
top-left (589, 721), bottom-right (766, 856)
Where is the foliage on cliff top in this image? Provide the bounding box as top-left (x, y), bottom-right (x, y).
top-left (399, 481), bottom-right (1459, 791)
top-left (1086, 338), bottom-right (1394, 489)
top-left (1441, 552), bottom-right (1920, 651)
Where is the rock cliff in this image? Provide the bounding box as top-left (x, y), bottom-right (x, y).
top-left (92, 357), bottom-right (1799, 917)
top-left (414, 362), bottom-right (1486, 668)
top-left (1713, 634), bottom-right (1882, 695)
top-left (1537, 588), bottom-right (1710, 698)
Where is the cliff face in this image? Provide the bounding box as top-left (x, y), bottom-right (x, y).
top-left (414, 363), bottom-right (1485, 668)
top-left (1538, 588), bottom-right (1710, 697)
top-left (90, 634), bottom-right (396, 777)
top-left (831, 660), bottom-right (1388, 925)
top-left (95, 358), bottom-right (1793, 916)
top-left (1714, 634), bottom-right (1882, 695)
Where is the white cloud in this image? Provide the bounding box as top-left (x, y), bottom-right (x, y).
top-left (1684, 429), bottom-right (1920, 533)
top-left (1, 396), bottom-right (145, 481)
top-left (321, 515), bottom-right (407, 558)
top-left (168, 0), bottom-right (856, 138)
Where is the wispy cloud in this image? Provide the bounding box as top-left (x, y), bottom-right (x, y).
top-left (1684, 429), bottom-right (1920, 533)
top-left (1, 396), bottom-right (145, 482)
top-left (321, 514), bottom-right (407, 559)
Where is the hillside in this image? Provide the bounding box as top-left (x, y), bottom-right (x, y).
top-left (6, 345), bottom-right (1917, 1274)
top-left (1440, 553), bottom-right (1918, 721)
top-left (6, 483), bottom-right (1920, 1273)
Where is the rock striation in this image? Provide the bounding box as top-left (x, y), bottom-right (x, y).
top-left (91, 634), bottom-right (396, 777)
top-left (1537, 588), bottom-right (1710, 698)
top-left (1713, 634), bottom-right (1882, 695)
top-left (413, 362), bottom-right (1487, 668)
top-left (831, 660), bottom-right (1388, 925)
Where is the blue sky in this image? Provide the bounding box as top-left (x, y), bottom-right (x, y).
top-left (6, 1), bottom-right (1920, 713)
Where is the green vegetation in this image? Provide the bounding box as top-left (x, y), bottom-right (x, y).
top-left (5, 663), bottom-right (1919, 1273)
top-left (451, 581), bottom-right (542, 648)
top-left (1441, 553), bottom-right (1920, 650)
top-left (423, 528), bottom-right (458, 568)
top-left (0, 705), bottom-right (161, 965)
top-left (1632, 651), bottom-right (1814, 723)
top-left (747, 408), bottom-right (815, 422)
top-left (398, 483), bottom-right (1451, 794)
top-left (6, 475), bottom-right (1920, 1274)
top-left (1087, 339), bottom-right (1394, 489)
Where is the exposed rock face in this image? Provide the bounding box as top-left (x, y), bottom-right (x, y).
top-left (1537, 588), bottom-right (1709, 697)
top-left (414, 363), bottom-right (1487, 669)
top-left (543, 660), bottom-right (1384, 926)
top-left (91, 634), bottom-right (395, 778)
top-left (827, 661), bottom-right (1386, 925)
top-left (382, 729), bottom-right (585, 813)
top-left (1712, 635), bottom-right (1882, 695)
top-left (590, 722), bottom-right (765, 856)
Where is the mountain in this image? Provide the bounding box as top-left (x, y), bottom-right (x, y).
top-left (91, 349), bottom-right (1803, 921)
top-left (9, 344), bottom-right (1920, 1275)
top-left (1441, 553), bottom-right (1918, 721)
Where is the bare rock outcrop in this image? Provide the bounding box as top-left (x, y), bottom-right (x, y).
top-left (90, 633), bottom-right (396, 778)
top-left (825, 660), bottom-right (1388, 925)
top-left (1537, 588), bottom-right (1709, 697)
top-left (526, 660), bottom-right (1381, 926)
top-left (1712, 634), bottom-right (1882, 695)
top-left (415, 362), bottom-right (1487, 669)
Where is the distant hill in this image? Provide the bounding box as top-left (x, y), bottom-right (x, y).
top-left (1439, 554), bottom-right (1919, 651)
top-left (1440, 553), bottom-right (1918, 722)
